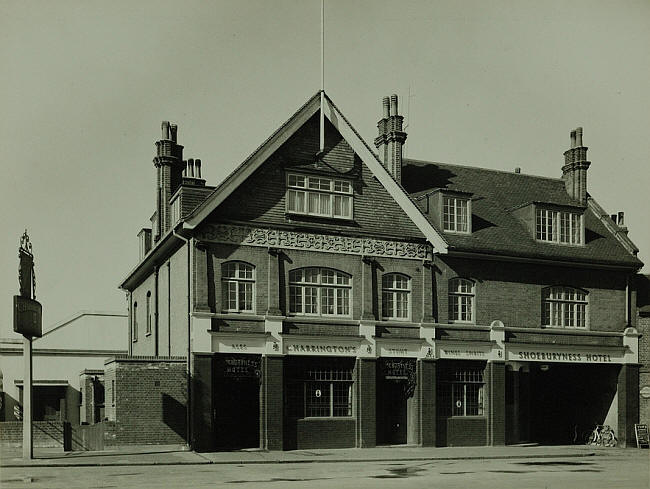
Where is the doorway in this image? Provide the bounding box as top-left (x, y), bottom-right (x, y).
top-left (377, 379), bottom-right (408, 444)
top-left (213, 377), bottom-right (260, 449)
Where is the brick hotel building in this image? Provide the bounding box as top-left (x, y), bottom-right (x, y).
top-left (115, 93), bottom-right (642, 450)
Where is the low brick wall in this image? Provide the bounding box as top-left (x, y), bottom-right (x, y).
top-left (0, 421), bottom-right (66, 448)
top-left (104, 356), bottom-right (188, 445)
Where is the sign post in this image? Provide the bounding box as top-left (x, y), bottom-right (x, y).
top-left (13, 231), bottom-right (42, 460)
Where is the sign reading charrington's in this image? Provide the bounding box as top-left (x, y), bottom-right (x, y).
top-left (285, 342), bottom-right (357, 356)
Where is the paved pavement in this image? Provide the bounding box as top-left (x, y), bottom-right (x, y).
top-left (0, 443), bottom-right (617, 468)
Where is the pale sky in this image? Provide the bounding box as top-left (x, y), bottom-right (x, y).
top-left (2, 0), bottom-right (649, 334)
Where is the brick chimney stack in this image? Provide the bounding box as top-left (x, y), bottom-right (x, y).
top-left (153, 121), bottom-right (184, 241)
top-left (374, 94), bottom-right (407, 182)
top-left (561, 127), bottom-right (591, 205)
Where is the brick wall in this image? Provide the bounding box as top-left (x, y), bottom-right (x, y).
top-left (0, 421), bottom-right (66, 448)
top-left (437, 256), bottom-right (628, 331)
top-left (295, 418), bottom-right (356, 449)
top-left (419, 359), bottom-right (436, 447)
top-left (639, 313), bottom-right (650, 427)
top-left (103, 356), bottom-right (187, 445)
top-left (205, 244), bottom-right (424, 322)
top-left (439, 417), bottom-right (487, 447)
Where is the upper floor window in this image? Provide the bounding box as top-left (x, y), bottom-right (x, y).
top-left (289, 268), bottom-right (351, 316)
top-left (543, 286), bottom-right (588, 328)
top-left (132, 302), bottom-right (138, 342)
top-left (382, 273), bottom-right (410, 320)
top-left (449, 278), bottom-right (475, 323)
top-left (443, 196), bottom-right (470, 233)
top-left (222, 262), bottom-right (255, 313)
top-left (286, 173), bottom-right (353, 219)
top-left (145, 291), bottom-right (152, 335)
top-left (536, 208), bottom-right (583, 245)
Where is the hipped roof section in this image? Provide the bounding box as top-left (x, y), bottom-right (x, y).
top-left (183, 92), bottom-right (448, 252)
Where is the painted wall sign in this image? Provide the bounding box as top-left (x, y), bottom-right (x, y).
top-left (436, 343), bottom-right (491, 360)
top-left (211, 334), bottom-right (267, 354)
top-left (507, 347), bottom-right (626, 364)
top-left (285, 342), bottom-right (358, 356)
top-left (216, 355), bottom-right (261, 379)
top-left (376, 341), bottom-right (422, 358)
top-left (197, 223), bottom-right (431, 260)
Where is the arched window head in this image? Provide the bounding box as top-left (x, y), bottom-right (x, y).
top-left (382, 273), bottom-right (411, 320)
top-left (449, 278), bottom-right (475, 323)
top-left (289, 268), bottom-right (351, 316)
top-left (221, 262), bottom-right (255, 312)
top-left (543, 286), bottom-right (588, 328)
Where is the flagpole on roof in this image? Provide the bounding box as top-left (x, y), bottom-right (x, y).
top-left (320, 0), bottom-right (325, 153)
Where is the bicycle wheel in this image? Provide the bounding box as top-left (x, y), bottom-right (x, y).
top-left (586, 430), bottom-right (598, 445)
top-left (602, 430), bottom-right (617, 447)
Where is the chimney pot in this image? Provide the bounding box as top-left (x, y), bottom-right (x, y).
top-left (514, 167), bottom-right (521, 174)
top-left (162, 121), bottom-right (170, 140)
top-left (170, 124), bottom-right (178, 143)
top-left (382, 96), bottom-right (390, 118)
top-left (188, 158), bottom-right (195, 177)
top-left (610, 214), bottom-right (618, 224)
top-left (390, 94), bottom-right (398, 116)
top-left (195, 159), bottom-right (202, 178)
top-left (575, 127), bottom-right (583, 147)
top-left (617, 211), bottom-right (624, 226)
top-left (570, 130), bottom-right (576, 149)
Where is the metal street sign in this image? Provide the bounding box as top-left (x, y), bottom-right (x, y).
top-left (13, 296), bottom-right (42, 338)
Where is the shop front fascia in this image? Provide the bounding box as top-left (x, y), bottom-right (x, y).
top-left (190, 313), bottom-right (641, 450)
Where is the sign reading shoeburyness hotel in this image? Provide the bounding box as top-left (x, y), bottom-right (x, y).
top-left (508, 346), bottom-right (626, 364)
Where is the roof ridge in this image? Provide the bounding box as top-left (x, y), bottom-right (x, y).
top-left (403, 157), bottom-right (564, 183)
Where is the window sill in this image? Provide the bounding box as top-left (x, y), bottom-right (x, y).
top-left (541, 325), bottom-right (589, 331)
top-left (285, 212), bottom-right (356, 225)
top-left (296, 416), bottom-right (355, 421)
top-left (439, 415), bottom-right (486, 419)
top-left (534, 239), bottom-right (585, 247)
top-left (443, 229), bottom-right (471, 235)
top-left (287, 315), bottom-right (355, 324)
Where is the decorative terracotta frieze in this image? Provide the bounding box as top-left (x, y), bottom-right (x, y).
top-left (196, 223), bottom-right (431, 260)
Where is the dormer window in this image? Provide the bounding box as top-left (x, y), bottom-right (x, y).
top-left (535, 208), bottom-right (583, 245)
top-left (443, 195), bottom-right (470, 233)
top-left (286, 173), bottom-right (353, 219)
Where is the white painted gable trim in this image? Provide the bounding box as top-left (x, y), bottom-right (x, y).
top-left (322, 98), bottom-right (447, 252)
top-left (184, 93), bottom-right (448, 253)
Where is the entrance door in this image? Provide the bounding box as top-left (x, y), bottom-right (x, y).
top-left (377, 380), bottom-right (407, 445)
top-left (213, 377), bottom-right (260, 449)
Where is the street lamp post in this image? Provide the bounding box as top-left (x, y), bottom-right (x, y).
top-left (13, 231), bottom-right (42, 460)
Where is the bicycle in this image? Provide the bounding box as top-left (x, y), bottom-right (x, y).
top-left (586, 424), bottom-right (617, 447)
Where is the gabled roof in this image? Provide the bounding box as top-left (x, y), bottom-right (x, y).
top-left (402, 159), bottom-right (643, 268)
top-left (183, 92), bottom-right (448, 252)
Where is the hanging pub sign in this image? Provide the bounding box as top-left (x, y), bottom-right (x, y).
top-left (381, 358), bottom-right (416, 380)
top-left (216, 355), bottom-right (261, 379)
top-left (13, 231), bottom-right (42, 338)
